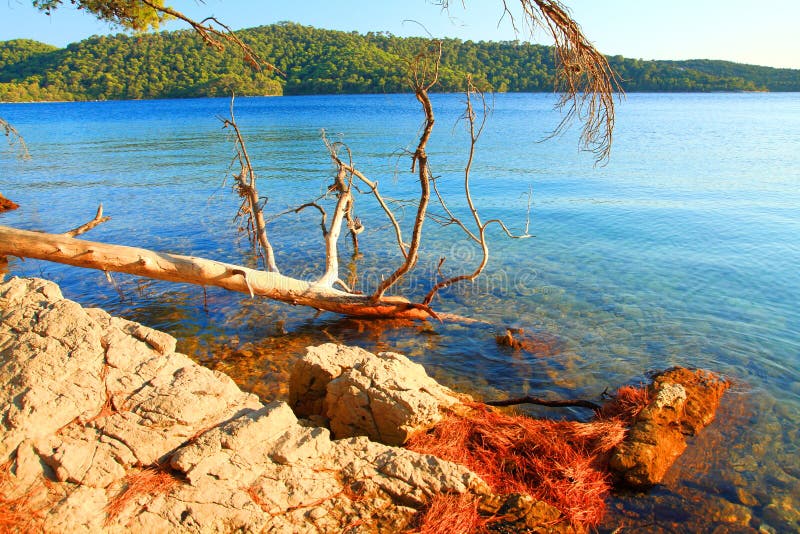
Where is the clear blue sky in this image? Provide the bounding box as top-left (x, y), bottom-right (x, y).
top-left (1, 0), bottom-right (798, 69)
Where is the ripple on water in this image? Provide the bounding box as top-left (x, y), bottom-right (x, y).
top-left (3, 92), bottom-right (799, 530)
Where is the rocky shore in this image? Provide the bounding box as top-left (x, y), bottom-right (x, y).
top-left (0, 277), bottom-right (728, 532)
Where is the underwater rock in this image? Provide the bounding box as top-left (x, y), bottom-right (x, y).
top-left (609, 367), bottom-right (729, 488)
top-left (0, 193), bottom-right (18, 212)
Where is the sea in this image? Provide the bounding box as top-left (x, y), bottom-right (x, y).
top-left (1, 92), bottom-right (798, 532)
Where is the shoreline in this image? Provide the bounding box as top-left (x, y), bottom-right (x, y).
top-left (0, 275), bottom-right (731, 532)
top-left (1, 88), bottom-right (791, 106)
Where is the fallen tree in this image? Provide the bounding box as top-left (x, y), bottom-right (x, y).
top-left (0, 225), bottom-right (430, 319)
top-left (1, 0), bottom-right (620, 320)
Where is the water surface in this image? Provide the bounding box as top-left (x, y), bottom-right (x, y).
top-left (2, 92), bottom-right (799, 532)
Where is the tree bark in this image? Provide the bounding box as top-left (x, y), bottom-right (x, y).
top-left (0, 225), bottom-right (431, 320)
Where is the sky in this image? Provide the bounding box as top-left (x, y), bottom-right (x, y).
top-left (1, 0), bottom-right (799, 69)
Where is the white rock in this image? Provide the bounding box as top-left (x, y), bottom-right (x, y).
top-left (290, 343), bottom-right (463, 445)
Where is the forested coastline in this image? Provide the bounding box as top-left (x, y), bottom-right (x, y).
top-left (1, 21), bottom-right (798, 102)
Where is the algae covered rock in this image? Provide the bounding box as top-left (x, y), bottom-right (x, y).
top-left (609, 368), bottom-right (729, 488)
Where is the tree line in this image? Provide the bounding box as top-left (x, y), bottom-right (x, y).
top-left (1, 21), bottom-right (798, 102)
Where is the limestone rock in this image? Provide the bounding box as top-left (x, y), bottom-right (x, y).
top-left (35, 425), bottom-right (128, 488)
top-left (0, 277), bottom-right (106, 462)
top-left (289, 344), bottom-right (376, 418)
top-left (166, 398), bottom-right (491, 532)
top-left (1, 277), bottom-right (521, 533)
top-left (609, 367), bottom-right (729, 488)
top-left (44, 485), bottom-right (108, 533)
top-left (289, 343), bottom-right (464, 445)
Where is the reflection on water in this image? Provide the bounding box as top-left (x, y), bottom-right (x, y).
top-left (2, 93), bottom-right (799, 531)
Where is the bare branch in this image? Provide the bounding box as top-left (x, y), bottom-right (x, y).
top-left (1, 117), bottom-right (30, 159)
top-left (372, 42), bottom-right (442, 301)
top-left (423, 80), bottom-right (531, 306)
top-left (294, 202), bottom-right (328, 238)
top-left (486, 395), bottom-right (601, 410)
top-left (344, 209), bottom-right (362, 255)
top-left (333, 278), bottom-right (353, 293)
top-left (0, 225), bottom-right (435, 320)
top-left (341, 164), bottom-right (407, 259)
top-left (329, 155), bottom-right (407, 259)
top-left (460, 79), bottom-right (488, 230)
top-left (430, 175), bottom-right (480, 243)
top-left (63, 205), bottom-right (111, 238)
top-left (138, 0), bottom-right (281, 74)
top-left (317, 133), bottom-right (359, 288)
top-left (484, 218), bottom-right (533, 240)
top-left (221, 95), bottom-right (279, 273)
top-left (340, 145), bottom-right (362, 257)
top-left (523, 185), bottom-right (533, 235)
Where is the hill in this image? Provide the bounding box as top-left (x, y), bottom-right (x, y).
top-left (1, 22), bottom-right (798, 101)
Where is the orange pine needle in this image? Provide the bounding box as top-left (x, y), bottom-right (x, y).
top-left (408, 387), bottom-right (649, 531)
top-left (105, 466), bottom-right (180, 525)
top-left (0, 461), bottom-right (47, 534)
top-left (412, 493), bottom-right (485, 534)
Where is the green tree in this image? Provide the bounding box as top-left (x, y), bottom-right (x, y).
top-left (33, 0), bottom-right (170, 31)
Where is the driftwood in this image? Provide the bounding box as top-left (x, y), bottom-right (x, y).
top-left (0, 225), bottom-right (430, 320)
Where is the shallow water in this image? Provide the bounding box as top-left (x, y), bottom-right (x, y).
top-left (2, 93), bottom-right (799, 531)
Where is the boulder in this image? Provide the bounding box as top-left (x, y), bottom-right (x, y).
top-left (289, 343), bottom-right (464, 445)
top-left (609, 368), bottom-right (729, 488)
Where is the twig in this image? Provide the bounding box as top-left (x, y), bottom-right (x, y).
top-left (1, 117), bottom-right (30, 159)
top-left (63, 205), bottom-right (111, 238)
top-left (435, 0), bottom-right (621, 163)
top-left (508, 0), bottom-right (621, 163)
top-left (486, 396), bottom-right (601, 410)
top-left (139, 0), bottom-right (280, 74)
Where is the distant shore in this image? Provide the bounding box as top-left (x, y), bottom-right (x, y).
top-left (1, 23), bottom-right (798, 104)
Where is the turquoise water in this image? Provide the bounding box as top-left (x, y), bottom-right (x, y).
top-left (2, 93), bottom-right (799, 531)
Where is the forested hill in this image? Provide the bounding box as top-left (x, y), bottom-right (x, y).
top-left (1, 22), bottom-right (798, 101)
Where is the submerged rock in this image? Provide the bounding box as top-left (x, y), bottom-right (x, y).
top-left (609, 367), bottom-right (730, 488)
top-left (0, 193), bottom-right (18, 212)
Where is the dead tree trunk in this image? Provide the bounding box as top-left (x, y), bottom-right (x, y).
top-left (0, 225), bottom-right (430, 319)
